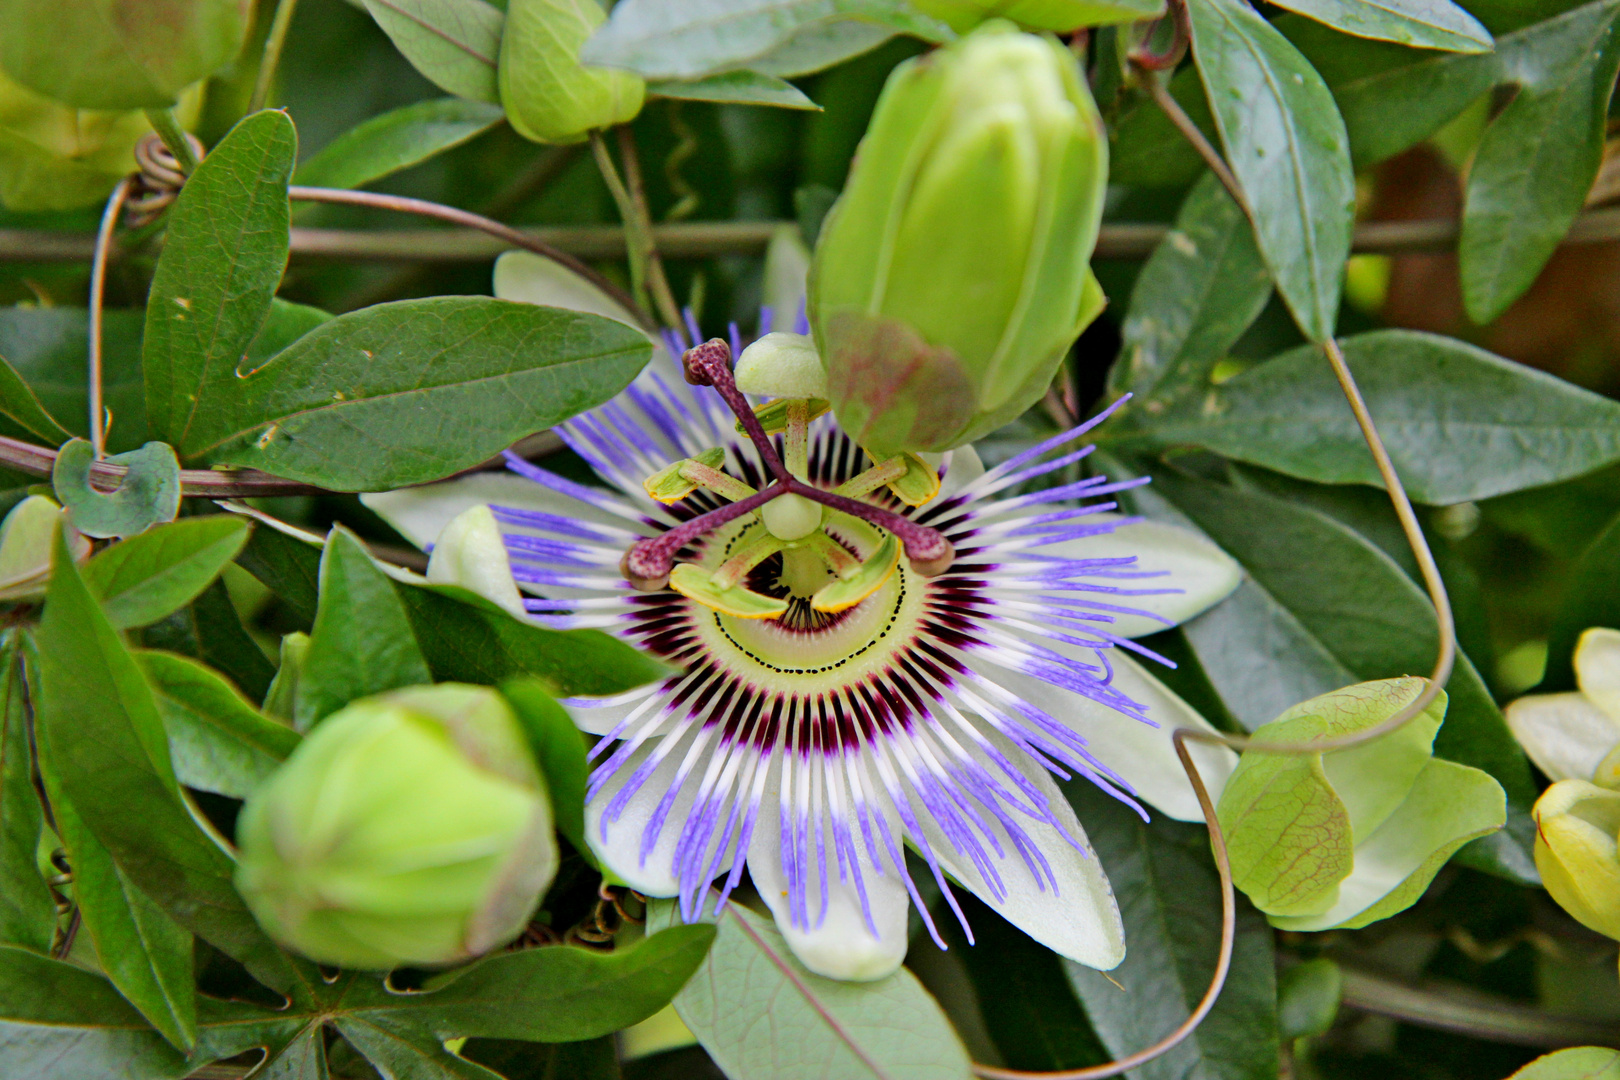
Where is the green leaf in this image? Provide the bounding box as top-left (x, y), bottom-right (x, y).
top-left (1189, 0), bottom-right (1355, 341)
top-left (186, 297), bottom-right (652, 491)
top-left (500, 678), bottom-right (589, 859)
top-left (52, 439), bottom-right (181, 540)
top-left (0, 0), bottom-right (250, 110)
top-left (236, 522), bottom-right (322, 627)
top-left (0, 943), bottom-right (191, 1079)
top-left (137, 650), bottom-right (300, 800)
top-left (335, 1017), bottom-right (504, 1080)
top-left (35, 525), bottom-right (296, 993)
top-left (1146, 471), bottom-right (1540, 882)
top-left (1107, 172), bottom-right (1271, 405)
top-left (397, 580), bottom-right (672, 697)
top-left (0, 636), bottom-right (54, 951)
top-left (1543, 508), bottom-right (1620, 692)
top-left (461, 1037), bottom-right (619, 1080)
top-left (362, 0), bottom-right (505, 104)
top-left (1509, 1048), bottom-right (1620, 1080)
top-left (649, 899), bottom-right (972, 1080)
top-left (1135, 329), bottom-right (1620, 504)
top-left (1460, 0), bottom-right (1620, 324)
top-left (139, 578), bottom-right (277, 703)
top-left (0, 307), bottom-right (149, 453)
top-left (37, 741), bottom-right (197, 1051)
top-left (1266, 0), bottom-right (1492, 52)
top-left (143, 110), bottom-right (295, 456)
top-left (0, 354), bottom-right (71, 445)
top-left (1276, 958), bottom-right (1342, 1040)
top-left (411, 924), bottom-right (718, 1041)
top-left (293, 98), bottom-right (508, 190)
top-left (84, 516), bottom-right (251, 629)
top-left (648, 71), bottom-right (822, 109)
top-left (298, 526), bottom-right (431, 730)
top-left (1063, 780), bottom-right (1279, 1080)
top-left (1108, 67), bottom-right (1212, 188)
top-left (581, 0), bottom-right (954, 80)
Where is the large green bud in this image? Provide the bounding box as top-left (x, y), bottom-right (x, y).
top-left (499, 0), bottom-right (646, 145)
top-left (809, 21), bottom-right (1107, 456)
top-left (235, 684), bottom-right (558, 970)
top-left (912, 0), bottom-right (1163, 32)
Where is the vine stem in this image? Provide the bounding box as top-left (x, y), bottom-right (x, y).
top-left (250, 0), bottom-right (302, 113)
top-left (589, 129), bottom-right (683, 330)
top-left (88, 178), bottom-right (133, 460)
top-left (142, 109), bottom-right (199, 175)
top-left (286, 185), bottom-right (657, 333)
top-left (1137, 63), bottom-right (1247, 214)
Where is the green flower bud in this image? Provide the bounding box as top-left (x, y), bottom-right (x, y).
top-left (0, 68), bottom-right (203, 211)
top-left (809, 21), bottom-right (1108, 456)
top-left (235, 684), bottom-right (557, 970)
top-left (0, 495), bottom-right (87, 601)
top-left (0, 0), bottom-right (249, 111)
top-left (499, 0), bottom-right (646, 145)
top-left (1534, 779), bottom-right (1620, 942)
top-left (911, 0), bottom-right (1163, 33)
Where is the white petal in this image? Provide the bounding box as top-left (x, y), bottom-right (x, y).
top-left (747, 775), bottom-right (910, 982)
top-left (981, 651), bottom-right (1236, 821)
top-left (1046, 516), bottom-right (1241, 638)
top-left (425, 505), bottom-right (526, 618)
top-left (1504, 691), bottom-right (1620, 783)
top-left (933, 444), bottom-right (985, 505)
top-left (918, 725), bottom-right (1124, 971)
top-left (363, 471), bottom-right (641, 551)
top-left (1576, 627), bottom-right (1620, 724)
top-left (762, 224), bottom-right (811, 334)
top-left (584, 739), bottom-right (691, 897)
top-left (494, 250), bottom-right (643, 329)
top-left (565, 684), bottom-right (668, 737)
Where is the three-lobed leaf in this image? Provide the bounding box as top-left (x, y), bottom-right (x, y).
top-left (1189, 0), bottom-right (1355, 342)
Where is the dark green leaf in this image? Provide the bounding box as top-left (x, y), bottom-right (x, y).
top-left (236, 522), bottom-right (322, 627)
top-left (35, 525), bottom-right (296, 992)
top-left (0, 943), bottom-right (191, 1079)
top-left (37, 743), bottom-right (196, 1051)
top-left (581, 0), bottom-right (953, 80)
top-left (187, 297), bottom-right (652, 491)
top-left (0, 308), bottom-right (149, 453)
top-left (500, 678), bottom-right (589, 859)
top-left (246, 300), bottom-right (335, 366)
top-left (0, 636), bottom-right (54, 952)
top-left (298, 527), bottom-right (431, 730)
top-left (52, 439), bottom-right (181, 540)
top-left (648, 71), bottom-right (822, 109)
top-left (1135, 330), bottom-right (1620, 504)
top-left (1108, 173), bottom-right (1271, 405)
top-left (144, 110), bottom-right (295, 454)
top-left (140, 578), bottom-right (277, 704)
top-left (258, 1023), bottom-right (330, 1080)
top-left (649, 900), bottom-right (970, 1079)
top-left (0, 355), bottom-right (71, 445)
top-left (1267, 0), bottom-right (1491, 52)
top-left (361, 0), bottom-right (505, 103)
top-left (397, 580), bottom-right (671, 697)
top-left (1543, 508), bottom-right (1620, 691)
top-left (412, 924), bottom-right (717, 1041)
top-left (1108, 68), bottom-right (1212, 188)
top-left (293, 98), bottom-right (507, 190)
top-left (461, 1037), bottom-right (619, 1080)
top-left (137, 650), bottom-right (300, 799)
top-left (1277, 957), bottom-right (1342, 1040)
top-left (1189, 0), bottom-right (1355, 341)
top-left (1460, 0), bottom-right (1620, 324)
top-left (1063, 781), bottom-right (1279, 1080)
top-left (1148, 470), bottom-right (1540, 882)
top-left (84, 516), bottom-right (251, 629)
top-left (337, 1015), bottom-right (505, 1080)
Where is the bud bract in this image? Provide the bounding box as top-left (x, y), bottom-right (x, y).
top-left (0, 496), bottom-right (87, 601)
top-left (0, 0), bottom-right (249, 111)
top-left (809, 21), bottom-right (1107, 456)
top-left (235, 684), bottom-right (557, 969)
top-left (1533, 779), bottom-right (1620, 942)
top-left (499, 0), bottom-right (646, 145)
top-left (911, 0), bottom-right (1165, 33)
top-left (1506, 628), bottom-right (1620, 788)
top-left (0, 69), bottom-right (204, 211)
